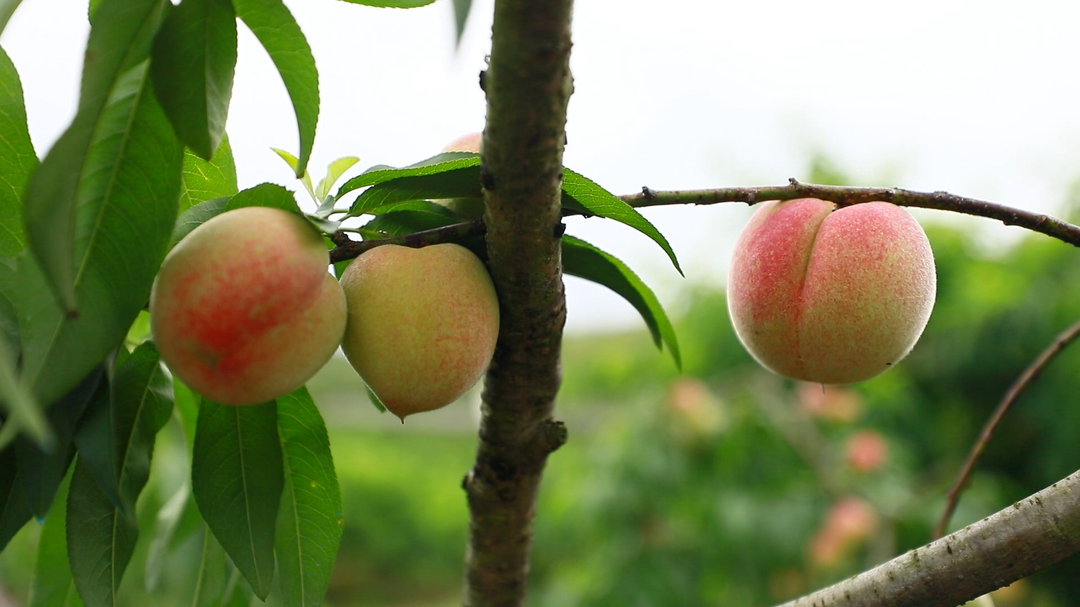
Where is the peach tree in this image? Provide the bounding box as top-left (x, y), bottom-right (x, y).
top-left (1, 1), bottom-right (1079, 606)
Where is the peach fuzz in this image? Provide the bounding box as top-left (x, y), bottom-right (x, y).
top-left (150, 206), bottom-right (346, 405)
top-left (727, 198), bottom-right (936, 384)
top-left (338, 243), bottom-right (499, 421)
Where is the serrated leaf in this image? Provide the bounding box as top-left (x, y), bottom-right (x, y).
top-left (73, 342), bottom-right (174, 516)
top-left (233, 0), bottom-right (318, 176)
top-left (180, 134), bottom-right (238, 214)
top-left (275, 388), bottom-right (343, 607)
top-left (192, 399), bottom-right (283, 600)
top-left (170, 196), bottom-right (230, 250)
top-left (0, 44), bottom-right (38, 389)
top-left (22, 0), bottom-right (168, 312)
top-left (13, 365), bottom-right (104, 522)
top-left (28, 467), bottom-right (84, 607)
top-left (151, 0), bottom-right (237, 160)
top-left (226, 182), bottom-right (302, 214)
top-left (359, 206), bottom-right (460, 239)
top-left (451, 0), bottom-right (472, 46)
top-left (562, 169), bottom-right (683, 276)
top-left (336, 153), bottom-right (479, 199)
top-left (314, 156), bottom-right (359, 203)
top-left (562, 235), bottom-right (681, 369)
top-left (348, 165), bottom-right (483, 217)
top-left (18, 61), bottom-right (183, 407)
top-left (0, 45), bottom-right (36, 258)
top-left (67, 457), bottom-right (138, 607)
top-left (271, 148), bottom-right (315, 201)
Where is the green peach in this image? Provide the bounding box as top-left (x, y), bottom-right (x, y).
top-left (727, 198), bottom-right (936, 384)
top-left (339, 243), bottom-right (499, 420)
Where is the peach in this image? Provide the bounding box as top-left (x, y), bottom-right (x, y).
top-left (150, 206), bottom-right (346, 405)
top-left (338, 243), bottom-right (499, 420)
top-left (727, 198), bottom-right (935, 384)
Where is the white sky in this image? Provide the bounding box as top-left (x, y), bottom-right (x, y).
top-left (5, 0), bottom-right (1080, 334)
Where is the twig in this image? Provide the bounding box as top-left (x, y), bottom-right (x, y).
top-left (932, 316), bottom-right (1080, 540)
top-left (618, 180), bottom-right (1080, 248)
top-left (327, 219), bottom-right (486, 264)
top-left (773, 467), bottom-right (1080, 607)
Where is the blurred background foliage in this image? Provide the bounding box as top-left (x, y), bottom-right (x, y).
top-left (3, 162), bottom-right (1080, 607)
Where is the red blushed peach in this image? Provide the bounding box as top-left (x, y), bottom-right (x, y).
top-left (339, 243), bottom-right (499, 421)
top-left (150, 206), bottom-right (346, 405)
top-left (728, 198), bottom-right (936, 384)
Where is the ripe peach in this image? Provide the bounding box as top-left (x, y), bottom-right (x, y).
top-left (150, 206), bottom-right (346, 405)
top-left (442, 132), bottom-right (481, 154)
top-left (338, 243), bottom-right (499, 420)
top-left (728, 199), bottom-right (935, 384)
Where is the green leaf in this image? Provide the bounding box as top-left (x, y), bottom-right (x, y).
top-left (336, 153), bottom-right (479, 199)
top-left (13, 366), bottom-right (105, 522)
top-left (28, 468), bottom-right (84, 607)
top-left (562, 168), bottom-right (683, 276)
top-left (179, 134), bottom-right (238, 215)
top-left (22, 0), bottom-right (168, 312)
top-left (0, 45), bottom-right (36, 259)
top-left (0, 45), bottom-right (38, 390)
top-left (189, 526), bottom-right (231, 607)
top-left (451, 0), bottom-right (472, 46)
top-left (0, 0), bottom-right (24, 36)
top-left (336, 0), bottom-right (437, 7)
top-left (314, 156), bottom-right (360, 203)
top-left (359, 205), bottom-right (460, 239)
top-left (170, 196), bottom-right (230, 250)
top-left (0, 444), bottom-right (30, 552)
top-left (348, 165), bottom-right (483, 217)
top-left (233, 0), bottom-right (318, 177)
top-left (17, 61), bottom-right (184, 408)
top-left (143, 480), bottom-right (199, 593)
top-left (364, 384), bottom-right (387, 414)
top-left (67, 457), bottom-right (138, 607)
top-left (271, 148), bottom-right (315, 202)
top-left (192, 399), bottom-right (283, 600)
top-left (0, 337), bottom-right (48, 447)
top-left (275, 388), bottom-right (343, 607)
top-left (73, 342), bottom-right (174, 516)
top-left (562, 235), bottom-right (681, 369)
top-left (172, 378), bottom-right (199, 452)
top-left (151, 0), bottom-right (237, 160)
top-left (226, 182), bottom-right (302, 214)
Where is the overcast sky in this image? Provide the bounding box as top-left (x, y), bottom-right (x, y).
top-left (5, 0), bottom-right (1080, 335)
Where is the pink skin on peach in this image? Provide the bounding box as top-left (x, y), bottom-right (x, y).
top-left (728, 198), bottom-right (936, 384)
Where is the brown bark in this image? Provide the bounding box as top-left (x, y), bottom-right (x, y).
top-left (461, 0), bottom-right (575, 606)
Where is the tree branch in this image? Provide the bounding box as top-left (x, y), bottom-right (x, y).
top-left (462, 0), bottom-right (574, 605)
top-left (327, 220), bottom-right (485, 264)
top-left (933, 317), bottom-right (1080, 540)
top-left (774, 468), bottom-right (1080, 607)
top-left (619, 180), bottom-right (1080, 247)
